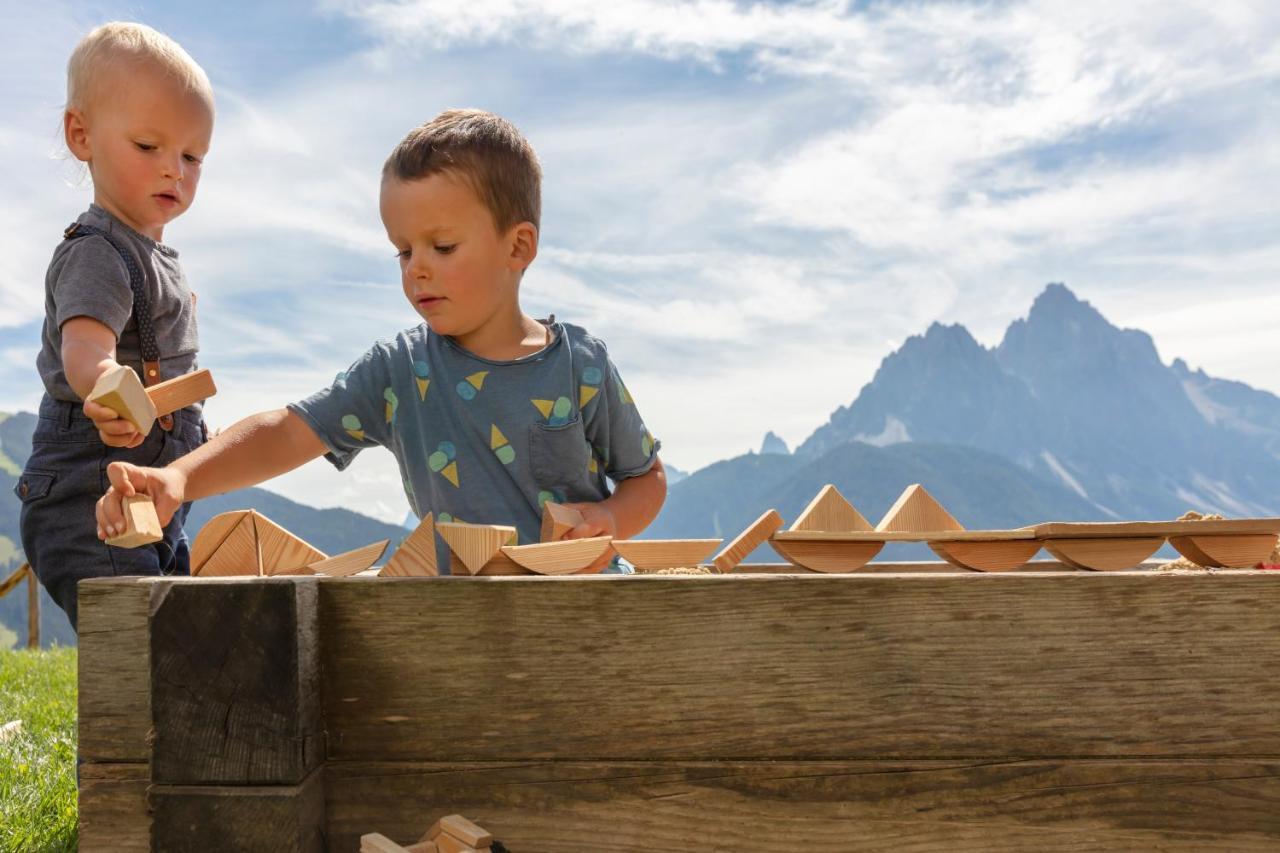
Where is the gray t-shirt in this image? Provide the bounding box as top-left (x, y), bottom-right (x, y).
top-left (289, 322), bottom-right (660, 570)
top-left (36, 204), bottom-right (200, 405)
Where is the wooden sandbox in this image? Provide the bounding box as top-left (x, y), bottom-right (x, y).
top-left (78, 565), bottom-right (1280, 851)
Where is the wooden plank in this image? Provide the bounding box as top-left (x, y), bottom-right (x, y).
top-left (712, 509), bottom-right (784, 573)
top-left (149, 577), bottom-right (322, 784)
top-left (318, 572), bottom-right (1280, 761)
top-left (150, 766), bottom-right (325, 852)
top-left (324, 759), bottom-right (1280, 852)
top-left (79, 578), bottom-right (153, 762)
top-left (78, 762), bottom-right (150, 853)
top-left (611, 539), bottom-right (722, 570)
top-left (144, 367), bottom-right (217, 416)
top-left (1034, 519), bottom-right (1280, 538)
top-left (775, 529), bottom-right (1036, 542)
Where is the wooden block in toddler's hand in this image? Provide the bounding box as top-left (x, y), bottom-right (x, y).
top-left (88, 365), bottom-right (217, 437)
top-left (105, 494), bottom-right (164, 548)
top-left (540, 501), bottom-right (584, 542)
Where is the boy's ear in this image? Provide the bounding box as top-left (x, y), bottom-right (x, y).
top-left (64, 108), bottom-right (91, 162)
top-left (507, 221), bottom-right (538, 271)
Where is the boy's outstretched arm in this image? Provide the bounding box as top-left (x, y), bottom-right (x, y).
top-left (562, 457), bottom-right (667, 569)
top-left (61, 316), bottom-right (146, 448)
top-left (95, 408), bottom-right (327, 540)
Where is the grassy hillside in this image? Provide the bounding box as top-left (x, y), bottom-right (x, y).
top-left (0, 647), bottom-right (78, 852)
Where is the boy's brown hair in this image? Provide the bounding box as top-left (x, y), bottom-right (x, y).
top-left (383, 109), bottom-right (542, 232)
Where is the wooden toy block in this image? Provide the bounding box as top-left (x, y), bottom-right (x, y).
top-left (790, 484), bottom-right (872, 533)
top-left (1168, 534), bottom-right (1278, 568)
top-left (876, 484), bottom-right (963, 533)
top-left (502, 536), bottom-right (613, 574)
top-left (611, 539), bottom-right (722, 570)
top-left (434, 836), bottom-right (481, 853)
top-left (769, 538), bottom-right (883, 572)
top-left (438, 815), bottom-right (493, 848)
top-left (928, 539), bottom-right (1042, 572)
top-left (104, 494), bottom-right (164, 548)
top-left (1041, 537), bottom-right (1165, 571)
top-left (361, 833), bottom-right (410, 853)
top-left (306, 539), bottom-right (389, 576)
top-left (438, 522), bottom-right (518, 575)
top-left (194, 511), bottom-right (326, 576)
top-left (88, 364), bottom-right (156, 435)
top-left (712, 509), bottom-right (784, 573)
top-left (190, 510), bottom-right (251, 575)
top-left (1032, 519), bottom-right (1280, 538)
top-left (405, 842), bottom-right (438, 853)
top-left (88, 365), bottom-right (216, 437)
top-left (472, 552), bottom-right (533, 575)
top-left (540, 501), bottom-right (583, 542)
top-left (381, 513), bottom-right (438, 576)
top-left (254, 512), bottom-right (328, 575)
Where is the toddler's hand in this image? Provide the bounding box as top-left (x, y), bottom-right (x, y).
top-left (84, 399), bottom-right (144, 448)
top-left (96, 461), bottom-right (186, 541)
top-left (558, 501), bottom-right (618, 573)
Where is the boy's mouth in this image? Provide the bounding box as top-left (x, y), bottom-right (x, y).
top-left (153, 192), bottom-right (179, 208)
top-left (416, 295), bottom-right (446, 309)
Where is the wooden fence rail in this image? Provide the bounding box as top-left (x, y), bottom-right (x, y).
top-left (0, 562), bottom-right (39, 649)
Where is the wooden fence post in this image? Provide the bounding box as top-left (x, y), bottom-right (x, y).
top-left (26, 564), bottom-right (38, 649)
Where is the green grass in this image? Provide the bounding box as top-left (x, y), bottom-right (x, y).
top-left (0, 647), bottom-right (77, 853)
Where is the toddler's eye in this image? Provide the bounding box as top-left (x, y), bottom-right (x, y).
top-left (134, 142), bottom-right (156, 152)
top-left (183, 153), bottom-right (203, 164)
top-left (395, 248), bottom-right (412, 260)
top-left (435, 244), bottom-right (457, 255)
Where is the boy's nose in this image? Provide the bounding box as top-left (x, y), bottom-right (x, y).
top-left (161, 156), bottom-right (184, 181)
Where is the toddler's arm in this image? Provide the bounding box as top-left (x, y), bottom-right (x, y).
top-left (95, 408), bottom-right (327, 540)
top-left (561, 457), bottom-right (668, 570)
top-left (61, 316), bottom-right (146, 448)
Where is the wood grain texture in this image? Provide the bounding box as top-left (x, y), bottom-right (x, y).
top-left (150, 767), bottom-right (325, 853)
top-left (438, 523), bottom-right (518, 575)
top-left (790, 484), bottom-right (872, 533)
top-left (611, 539), bottom-right (722, 571)
top-left (502, 537), bottom-right (613, 574)
top-left (191, 510), bottom-right (251, 575)
top-left (876, 484), bottom-right (963, 533)
top-left (194, 511), bottom-right (259, 576)
top-left (712, 509), bottom-right (784, 572)
top-left (382, 513), bottom-right (437, 576)
top-left (307, 540), bottom-right (389, 577)
top-left (324, 759), bottom-right (1280, 852)
top-left (255, 512), bottom-right (328, 574)
top-left (1033, 519), bottom-right (1280, 538)
top-left (149, 578), bottom-right (322, 784)
top-left (1043, 537), bottom-right (1165, 571)
top-left (928, 539), bottom-right (1043, 572)
top-left (79, 578), bottom-right (152, 762)
top-left (105, 494), bottom-right (163, 548)
top-left (89, 364), bottom-right (155, 435)
top-left (1169, 534), bottom-right (1278, 568)
top-left (768, 537), bottom-right (883, 572)
top-left (78, 763), bottom-right (150, 853)
top-left (318, 572), bottom-right (1280, 761)
top-left (145, 367), bottom-right (217, 416)
top-left (541, 501), bottom-right (584, 542)
top-left (775, 530), bottom-right (1036, 542)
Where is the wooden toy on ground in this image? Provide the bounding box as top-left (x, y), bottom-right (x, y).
top-left (88, 365), bottom-right (216, 437)
top-left (104, 494), bottom-right (164, 548)
top-left (611, 538), bottom-right (722, 571)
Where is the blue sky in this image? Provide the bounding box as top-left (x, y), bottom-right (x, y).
top-left (2, 1), bottom-right (1278, 522)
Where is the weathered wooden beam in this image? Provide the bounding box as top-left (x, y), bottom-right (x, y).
top-left (324, 759), bottom-right (1280, 852)
top-left (79, 578), bottom-right (154, 764)
top-left (149, 577), bottom-right (322, 784)
top-left (78, 762), bottom-right (150, 853)
top-left (319, 572), bottom-right (1280, 761)
top-left (150, 767), bottom-right (325, 852)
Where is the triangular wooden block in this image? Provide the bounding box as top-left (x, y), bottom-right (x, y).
top-left (540, 501), bottom-right (583, 542)
top-left (255, 513), bottom-right (328, 574)
top-left (381, 513), bottom-right (438, 576)
top-left (195, 512), bottom-right (260, 576)
top-left (790, 485), bottom-right (872, 533)
top-left (191, 510), bottom-right (251, 575)
top-left (876, 485), bottom-right (963, 533)
top-left (437, 522), bottom-right (517, 575)
top-left (307, 539), bottom-right (389, 577)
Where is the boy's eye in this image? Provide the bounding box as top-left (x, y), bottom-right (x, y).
top-left (435, 244), bottom-right (457, 255)
top-left (134, 142), bottom-right (156, 152)
top-left (183, 153), bottom-right (203, 165)
top-left (395, 248), bottom-right (411, 260)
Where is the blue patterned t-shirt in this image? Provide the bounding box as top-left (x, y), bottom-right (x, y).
top-left (288, 321), bottom-right (659, 572)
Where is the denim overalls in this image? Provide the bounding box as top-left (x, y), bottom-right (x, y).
top-left (14, 223), bottom-right (206, 631)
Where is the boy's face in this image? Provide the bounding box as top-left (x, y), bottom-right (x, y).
top-left (380, 172), bottom-right (532, 342)
top-left (66, 62), bottom-right (213, 242)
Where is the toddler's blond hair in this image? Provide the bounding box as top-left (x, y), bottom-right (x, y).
top-left (67, 22), bottom-right (213, 115)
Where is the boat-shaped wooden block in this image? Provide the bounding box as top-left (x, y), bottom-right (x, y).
top-left (502, 536), bottom-right (614, 574)
top-left (306, 539), bottom-right (389, 577)
top-left (611, 539), bottom-right (722, 571)
top-left (769, 536), bottom-right (884, 572)
top-left (1031, 519), bottom-right (1280, 538)
top-left (1040, 537), bottom-right (1166, 571)
top-left (1168, 533), bottom-right (1279, 568)
top-left (928, 539), bottom-right (1043, 572)
top-left (772, 529), bottom-right (1038, 572)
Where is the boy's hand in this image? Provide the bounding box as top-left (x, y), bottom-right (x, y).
top-left (84, 399), bottom-right (145, 448)
top-left (558, 501), bottom-right (618, 573)
top-left (96, 461), bottom-right (187, 540)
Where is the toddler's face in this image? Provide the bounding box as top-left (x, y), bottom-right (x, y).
top-left (73, 63), bottom-right (213, 241)
top-left (380, 172), bottom-right (523, 339)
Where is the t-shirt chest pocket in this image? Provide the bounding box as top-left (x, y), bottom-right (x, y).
top-left (527, 416), bottom-right (591, 488)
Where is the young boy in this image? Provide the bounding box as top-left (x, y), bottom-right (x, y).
top-left (14, 22), bottom-right (215, 629)
top-left (96, 110), bottom-right (666, 570)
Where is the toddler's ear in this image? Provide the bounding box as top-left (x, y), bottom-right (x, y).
top-left (64, 108), bottom-right (91, 162)
top-left (507, 221), bottom-right (539, 271)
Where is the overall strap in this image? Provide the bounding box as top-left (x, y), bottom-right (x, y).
top-left (63, 222), bottom-right (174, 431)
